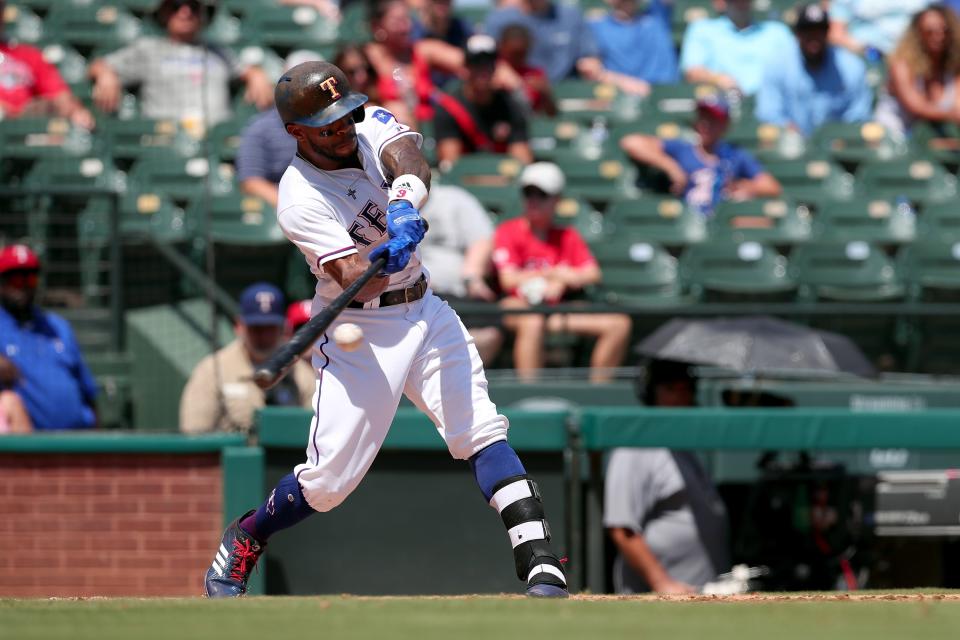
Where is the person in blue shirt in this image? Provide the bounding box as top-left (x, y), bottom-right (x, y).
top-left (620, 94), bottom-right (782, 215)
top-left (755, 3), bottom-right (873, 137)
top-left (484, 0), bottom-right (599, 82)
top-left (585, 0), bottom-right (679, 94)
top-left (679, 0), bottom-right (794, 95)
top-left (829, 0), bottom-right (933, 57)
top-left (0, 244), bottom-right (98, 430)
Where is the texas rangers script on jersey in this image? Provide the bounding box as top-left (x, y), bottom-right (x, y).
top-left (276, 106), bottom-right (427, 307)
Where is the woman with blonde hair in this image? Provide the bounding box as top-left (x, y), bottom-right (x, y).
top-left (875, 4), bottom-right (960, 137)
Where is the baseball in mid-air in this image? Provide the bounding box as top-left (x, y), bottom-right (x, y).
top-left (333, 322), bottom-right (364, 351)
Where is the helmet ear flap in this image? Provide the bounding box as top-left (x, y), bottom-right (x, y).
top-left (351, 105), bottom-right (366, 123)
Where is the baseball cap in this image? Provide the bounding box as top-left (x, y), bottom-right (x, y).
top-left (695, 93), bottom-right (731, 121)
top-left (465, 34), bottom-right (498, 67)
top-left (286, 299), bottom-right (312, 332)
top-left (0, 244), bottom-right (40, 274)
top-left (794, 3), bottom-right (829, 30)
top-left (239, 282), bottom-right (286, 326)
top-left (520, 162), bottom-right (566, 196)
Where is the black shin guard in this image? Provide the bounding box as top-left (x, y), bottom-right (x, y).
top-left (489, 475), bottom-right (567, 588)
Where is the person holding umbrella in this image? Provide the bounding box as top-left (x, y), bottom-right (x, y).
top-left (603, 359), bottom-right (732, 594)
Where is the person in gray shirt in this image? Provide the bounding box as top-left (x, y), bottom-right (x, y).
top-left (603, 359), bottom-right (731, 594)
top-left (418, 184), bottom-right (504, 366)
top-left (88, 0), bottom-right (272, 126)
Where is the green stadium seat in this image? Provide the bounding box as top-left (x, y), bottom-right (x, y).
top-left (643, 83), bottom-right (700, 120)
top-left (453, 5), bottom-right (491, 31)
top-left (24, 156), bottom-right (125, 191)
top-left (45, 3), bottom-right (143, 51)
top-left (79, 192), bottom-right (187, 245)
top-left (240, 5), bottom-right (338, 50)
top-left (591, 240), bottom-right (687, 305)
top-left (856, 157), bottom-right (957, 206)
top-left (0, 118), bottom-right (97, 163)
top-left (529, 117), bottom-right (583, 160)
top-left (552, 153), bottom-right (638, 206)
top-left (207, 116), bottom-right (247, 163)
top-left (187, 193), bottom-right (283, 244)
top-left (553, 80), bottom-right (641, 123)
top-left (762, 156), bottom-right (855, 207)
top-left (443, 153), bottom-right (523, 216)
top-left (2, 3), bottom-right (43, 44)
top-left (725, 119), bottom-right (784, 156)
top-left (680, 241), bottom-right (796, 300)
top-left (792, 242), bottom-right (905, 301)
top-left (814, 199), bottom-right (916, 245)
top-left (710, 199), bottom-right (812, 246)
top-left (811, 121), bottom-right (908, 167)
top-left (898, 242), bottom-right (960, 372)
top-left (40, 43), bottom-right (88, 86)
top-left (86, 352), bottom-right (134, 429)
top-left (220, 0), bottom-right (276, 14)
top-left (127, 154), bottom-right (235, 205)
top-left (917, 201), bottom-right (960, 241)
top-left (99, 117), bottom-right (201, 164)
top-left (604, 196), bottom-right (708, 246)
top-left (337, 2), bottom-right (371, 44)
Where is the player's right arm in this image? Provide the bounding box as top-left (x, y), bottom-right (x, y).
top-left (323, 254), bottom-right (390, 303)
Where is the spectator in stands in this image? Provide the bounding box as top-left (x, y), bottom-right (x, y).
top-left (874, 5), bottom-right (960, 139)
top-left (484, 0), bottom-right (600, 82)
top-left (434, 34), bottom-right (534, 170)
top-left (0, 356), bottom-right (31, 434)
top-left (88, 0), bottom-right (273, 127)
top-left (179, 283), bottom-right (314, 437)
top-left (236, 51), bottom-right (323, 208)
top-left (493, 162), bottom-right (632, 383)
top-left (583, 0), bottom-right (680, 95)
top-left (679, 0), bottom-right (794, 95)
top-left (0, 244), bottom-right (98, 431)
top-left (0, 0), bottom-right (94, 128)
top-left (419, 184), bottom-right (504, 366)
top-left (412, 0), bottom-right (473, 47)
top-left (604, 359), bottom-right (731, 594)
top-left (286, 299), bottom-right (312, 335)
top-left (620, 95), bottom-right (782, 216)
top-left (829, 0), bottom-right (933, 57)
top-left (495, 23), bottom-right (557, 116)
top-left (364, 0), bottom-right (466, 127)
top-left (756, 4), bottom-right (873, 137)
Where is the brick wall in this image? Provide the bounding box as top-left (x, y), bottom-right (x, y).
top-left (0, 453), bottom-right (223, 597)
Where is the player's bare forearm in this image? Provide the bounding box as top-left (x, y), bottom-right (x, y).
top-left (380, 136), bottom-right (431, 193)
top-left (324, 253), bottom-right (390, 303)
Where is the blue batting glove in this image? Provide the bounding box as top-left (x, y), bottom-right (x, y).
top-left (386, 201), bottom-right (426, 245)
top-left (369, 237), bottom-right (414, 274)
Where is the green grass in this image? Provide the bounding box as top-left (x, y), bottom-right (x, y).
top-left (2, 595), bottom-right (959, 640)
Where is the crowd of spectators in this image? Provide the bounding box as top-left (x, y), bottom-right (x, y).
top-left (5, 0), bottom-right (960, 431)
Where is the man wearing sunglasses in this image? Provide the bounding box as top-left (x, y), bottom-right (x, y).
top-left (88, 0), bottom-right (272, 126)
top-left (493, 162), bottom-right (632, 383)
top-left (0, 245), bottom-right (98, 430)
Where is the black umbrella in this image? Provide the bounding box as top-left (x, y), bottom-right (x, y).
top-left (636, 316), bottom-right (876, 378)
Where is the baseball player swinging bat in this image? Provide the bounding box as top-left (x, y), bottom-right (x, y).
top-left (253, 255), bottom-right (387, 390)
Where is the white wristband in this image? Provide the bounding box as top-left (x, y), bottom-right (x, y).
top-left (388, 174), bottom-right (429, 209)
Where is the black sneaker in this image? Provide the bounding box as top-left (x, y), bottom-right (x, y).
top-left (204, 510), bottom-right (264, 598)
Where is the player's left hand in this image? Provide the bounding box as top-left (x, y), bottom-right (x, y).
top-left (369, 237), bottom-right (415, 274)
top-left (386, 201), bottom-right (426, 245)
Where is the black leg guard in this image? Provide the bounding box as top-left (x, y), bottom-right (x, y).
top-left (489, 474), bottom-right (567, 590)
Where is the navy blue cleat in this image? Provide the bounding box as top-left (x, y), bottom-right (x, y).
top-left (526, 583), bottom-right (570, 598)
top-left (525, 560), bottom-right (569, 598)
top-left (204, 510), bottom-right (264, 598)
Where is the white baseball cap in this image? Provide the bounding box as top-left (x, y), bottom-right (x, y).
top-left (520, 162), bottom-right (565, 196)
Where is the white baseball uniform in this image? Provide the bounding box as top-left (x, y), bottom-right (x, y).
top-left (276, 106), bottom-right (509, 512)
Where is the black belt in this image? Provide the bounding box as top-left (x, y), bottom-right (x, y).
top-left (347, 275), bottom-right (428, 309)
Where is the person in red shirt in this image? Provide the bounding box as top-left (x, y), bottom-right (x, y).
top-left (495, 23), bottom-right (557, 116)
top-left (0, 0), bottom-right (94, 128)
top-left (493, 162), bottom-right (632, 382)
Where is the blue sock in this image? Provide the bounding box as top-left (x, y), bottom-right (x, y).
top-left (240, 473), bottom-right (315, 542)
top-left (469, 440), bottom-right (527, 501)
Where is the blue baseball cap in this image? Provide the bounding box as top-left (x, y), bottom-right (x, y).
top-left (239, 283), bottom-right (286, 326)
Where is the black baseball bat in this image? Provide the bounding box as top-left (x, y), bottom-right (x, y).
top-left (253, 256), bottom-right (387, 390)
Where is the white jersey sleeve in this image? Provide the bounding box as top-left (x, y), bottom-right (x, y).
top-left (359, 106), bottom-right (423, 179)
top-left (276, 191), bottom-right (358, 271)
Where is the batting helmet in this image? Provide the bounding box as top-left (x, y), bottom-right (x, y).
top-left (275, 61), bottom-right (368, 128)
